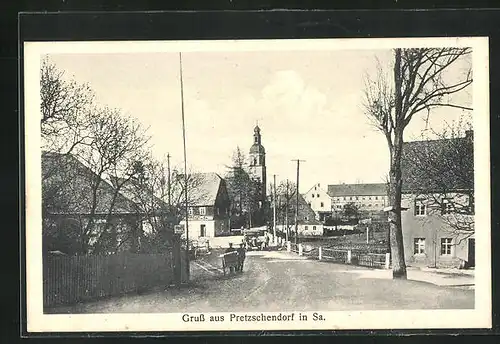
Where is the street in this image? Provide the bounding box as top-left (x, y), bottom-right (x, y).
top-left (47, 250), bottom-right (474, 314)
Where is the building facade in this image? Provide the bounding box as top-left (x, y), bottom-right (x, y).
top-left (401, 193), bottom-right (474, 268)
top-left (400, 131), bottom-right (475, 268)
top-left (303, 183), bottom-right (333, 222)
top-left (275, 193), bottom-right (324, 237)
top-left (180, 172), bottom-right (231, 240)
top-left (327, 183), bottom-right (389, 213)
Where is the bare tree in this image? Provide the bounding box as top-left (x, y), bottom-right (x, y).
top-left (275, 180), bottom-right (297, 238)
top-left (225, 146), bottom-right (263, 228)
top-left (363, 47), bottom-right (472, 279)
top-left (40, 56), bottom-right (95, 156)
top-left (342, 202), bottom-right (361, 221)
top-left (79, 108), bottom-right (150, 254)
top-left (402, 118), bottom-right (474, 243)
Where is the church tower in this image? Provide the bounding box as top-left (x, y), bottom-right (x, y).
top-left (249, 125), bottom-right (267, 202)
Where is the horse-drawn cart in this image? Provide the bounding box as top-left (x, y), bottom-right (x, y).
top-left (219, 251), bottom-right (240, 275)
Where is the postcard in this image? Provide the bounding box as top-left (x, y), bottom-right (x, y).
top-left (24, 37), bottom-right (491, 332)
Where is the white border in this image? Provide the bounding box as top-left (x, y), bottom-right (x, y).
top-left (24, 37), bottom-right (491, 332)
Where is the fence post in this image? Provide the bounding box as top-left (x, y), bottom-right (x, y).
top-left (318, 246), bottom-right (322, 261)
top-left (347, 250), bottom-right (352, 264)
top-left (385, 253), bottom-right (390, 269)
top-left (298, 244), bottom-right (303, 256)
top-left (287, 241), bottom-right (291, 252)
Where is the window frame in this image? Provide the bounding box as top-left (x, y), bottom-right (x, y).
top-left (414, 199), bottom-right (427, 216)
top-left (413, 238), bottom-right (426, 255)
top-left (440, 238), bottom-right (453, 256)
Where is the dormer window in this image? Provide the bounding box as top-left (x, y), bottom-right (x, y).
top-left (442, 199), bottom-right (454, 215)
top-left (415, 200), bottom-right (427, 216)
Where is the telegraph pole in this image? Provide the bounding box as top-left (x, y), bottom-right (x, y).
top-left (273, 174), bottom-right (277, 245)
top-left (167, 153), bottom-right (171, 208)
top-left (292, 159), bottom-right (305, 245)
top-left (285, 179), bottom-right (289, 242)
top-left (179, 52), bottom-right (190, 279)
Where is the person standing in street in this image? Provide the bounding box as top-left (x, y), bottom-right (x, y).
top-left (237, 243), bottom-right (246, 272)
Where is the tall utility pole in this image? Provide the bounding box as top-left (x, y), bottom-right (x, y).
top-left (167, 153), bottom-right (171, 208)
top-left (285, 179), bottom-right (289, 242)
top-left (291, 159), bottom-right (305, 245)
top-left (179, 52), bottom-right (190, 279)
top-left (273, 174), bottom-right (277, 245)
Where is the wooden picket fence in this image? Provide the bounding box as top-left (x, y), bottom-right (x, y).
top-left (286, 242), bottom-right (391, 269)
top-left (43, 252), bottom-right (185, 308)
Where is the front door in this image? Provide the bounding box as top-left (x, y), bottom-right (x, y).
top-left (467, 238), bottom-right (475, 267)
top-left (200, 224), bottom-right (206, 237)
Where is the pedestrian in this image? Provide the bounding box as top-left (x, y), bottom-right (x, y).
top-left (225, 242), bottom-right (236, 253)
top-left (237, 243), bottom-right (246, 272)
top-left (225, 243), bottom-right (237, 273)
top-left (265, 233), bottom-right (270, 249)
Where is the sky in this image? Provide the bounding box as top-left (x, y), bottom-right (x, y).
top-left (47, 48), bottom-right (471, 194)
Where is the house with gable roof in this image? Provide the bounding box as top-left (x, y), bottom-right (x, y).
top-left (400, 130), bottom-right (475, 268)
top-left (276, 193), bottom-right (324, 237)
top-left (303, 183), bottom-right (333, 222)
top-left (180, 172), bottom-right (231, 240)
top-left (42, 151), bottom-right (144, 255)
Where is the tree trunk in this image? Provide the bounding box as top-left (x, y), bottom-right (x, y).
top-left (389, 48), bottom-right (407, 280)
top-left (388, 140), bottom-right (407, 279)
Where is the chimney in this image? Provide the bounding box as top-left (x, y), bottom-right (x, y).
top-left (465, 130), bottom-right (473, 139)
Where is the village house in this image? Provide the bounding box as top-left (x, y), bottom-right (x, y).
top-left (276, 193), bottom-right (324, 237)
top-left (180, 172), bottom-right (231, 240)
top-left (400, 130), bottom-right (475, 268)
top-left (42, 152), bottom-right (145, 255)
top-left (327, 183), bottom-right (389, 213)
top-left (303, 183), bottom-right (333, 222)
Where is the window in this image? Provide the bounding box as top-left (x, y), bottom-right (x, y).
top-left (304, 226), bottom-right (309, 230)
top-left (413, 238), bottom-right (425, 254)
top-left (320, 202), bottom-right (324, 208)
top-left (368, 204), bottom-right (372, 207)
top-left (442, 199), bottom-right (454, 214)
top-left (200, 224), bottom-right (206, 237)
top-left (304, 216), bottom-right (309, 221)
top-left (362, 197), bottom-right (365, 200)
top-left (313, 226), bottom-right (316, 231)
top-left (199, 207), bottom-right (206, 215)
top-left (355, 196), bottom-right (359, 200)
top-left (317, 194), bottom-right (320, 198)
top-left (308, 202), bottom-right (312, 207)
top-left (415, 200), bottom-right (427, 216)
top-left (188, 207), bottom-right (193, 216)
top-left (375, 196), bottom-right (379, 200)
top-left (350, 197), bottom-right (353, 200)
top-left (441, 238), bottom-right (453, 255)
top-left (312, 194), bottom-right (315, 198)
